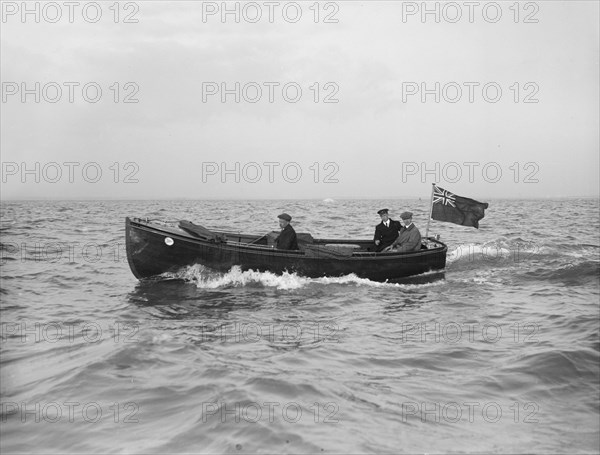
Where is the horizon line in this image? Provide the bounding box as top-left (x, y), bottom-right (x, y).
top-left (2, 195), bottom-right (599, 202)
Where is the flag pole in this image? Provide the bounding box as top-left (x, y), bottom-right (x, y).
top-left (425, 183), bottom-right (435, 238)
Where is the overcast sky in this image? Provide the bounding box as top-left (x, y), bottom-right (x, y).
top-left (1, 0), bottom-right (598, 200)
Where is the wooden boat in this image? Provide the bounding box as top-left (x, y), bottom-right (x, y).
top-left (125, 217), bottom-right (447, 282)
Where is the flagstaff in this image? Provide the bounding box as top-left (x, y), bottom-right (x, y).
top-left (425, 183), bottom-right (435, 238)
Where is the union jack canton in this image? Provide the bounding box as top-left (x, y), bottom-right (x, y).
top-left (433, 185), bottom-right (456, 208)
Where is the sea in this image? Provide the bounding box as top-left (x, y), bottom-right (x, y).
top-left (1, 198), bottom-right (599, 454)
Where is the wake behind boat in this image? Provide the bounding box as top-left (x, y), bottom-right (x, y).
top-left (125, 217), bottom-right (447, 282)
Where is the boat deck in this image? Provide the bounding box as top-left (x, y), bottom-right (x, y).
top-left (212, 229), bottom-right (445, 257)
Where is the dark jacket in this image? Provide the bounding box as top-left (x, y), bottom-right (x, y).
top-left (276, 224), bottom-right (299, 250)
top-left (373, 219), bottom-right (402, 252)
top-left (392, 223), bottom-right (422, 252)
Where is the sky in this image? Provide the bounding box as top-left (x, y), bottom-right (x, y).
top-left (1, 0), bottom-right (598, 200)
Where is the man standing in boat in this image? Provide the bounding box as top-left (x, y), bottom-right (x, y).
top-left (276, 213), bottom-right (299, 250)
top-left (373, 209), bottom-right (402, 252)
top-left (387, 212), bottom-right (422, 252)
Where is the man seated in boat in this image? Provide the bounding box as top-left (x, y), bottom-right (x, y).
top-left (275, 213), bottom-right (299, 250)
top-left (385, 212), bottom-right (422, 252)
top-left (373, 208), bottom-right (402, 252)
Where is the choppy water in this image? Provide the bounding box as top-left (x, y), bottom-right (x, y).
top-left (1, 199), bottom-right (599, 454)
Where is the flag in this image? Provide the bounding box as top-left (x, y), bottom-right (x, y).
top-left (431, 185), bottom-right (489, 228)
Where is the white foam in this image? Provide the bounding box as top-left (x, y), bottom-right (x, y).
top-left (168, 264), bottom-right (309, 290)
top-left (167, 265), bottom-right (443, 290)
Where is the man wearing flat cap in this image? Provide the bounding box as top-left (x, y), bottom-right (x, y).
top-left (387, 211), bottom-right (422, 252)
top-left (276, 213), bottom-right (299, 250)
top-left (373, 208), bottom-right (402, 252)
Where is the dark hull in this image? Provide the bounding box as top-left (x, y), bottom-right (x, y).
top-left (125, 218), bottom-right (447, 282)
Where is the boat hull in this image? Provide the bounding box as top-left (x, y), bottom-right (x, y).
top-left (125, 217), bottom-right (447, 282)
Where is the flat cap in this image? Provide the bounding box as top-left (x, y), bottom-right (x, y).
top-left (277, 213), bottom-right (292, 222)
top-left (400, 211), bottom-right (413, 220)
top-left (377, 208), bottom-right (389, 215)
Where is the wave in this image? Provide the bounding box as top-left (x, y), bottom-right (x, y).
top-left (163, 265), bottom-right (443, 290)
top-left (519, 261), bottom-right (600, 286)
top-left (504, 348), bottom-right (600, 388)
top-left (447, 238), bottom-right (543, 266)
top-left (448, 237), bottom-right (599, 267)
